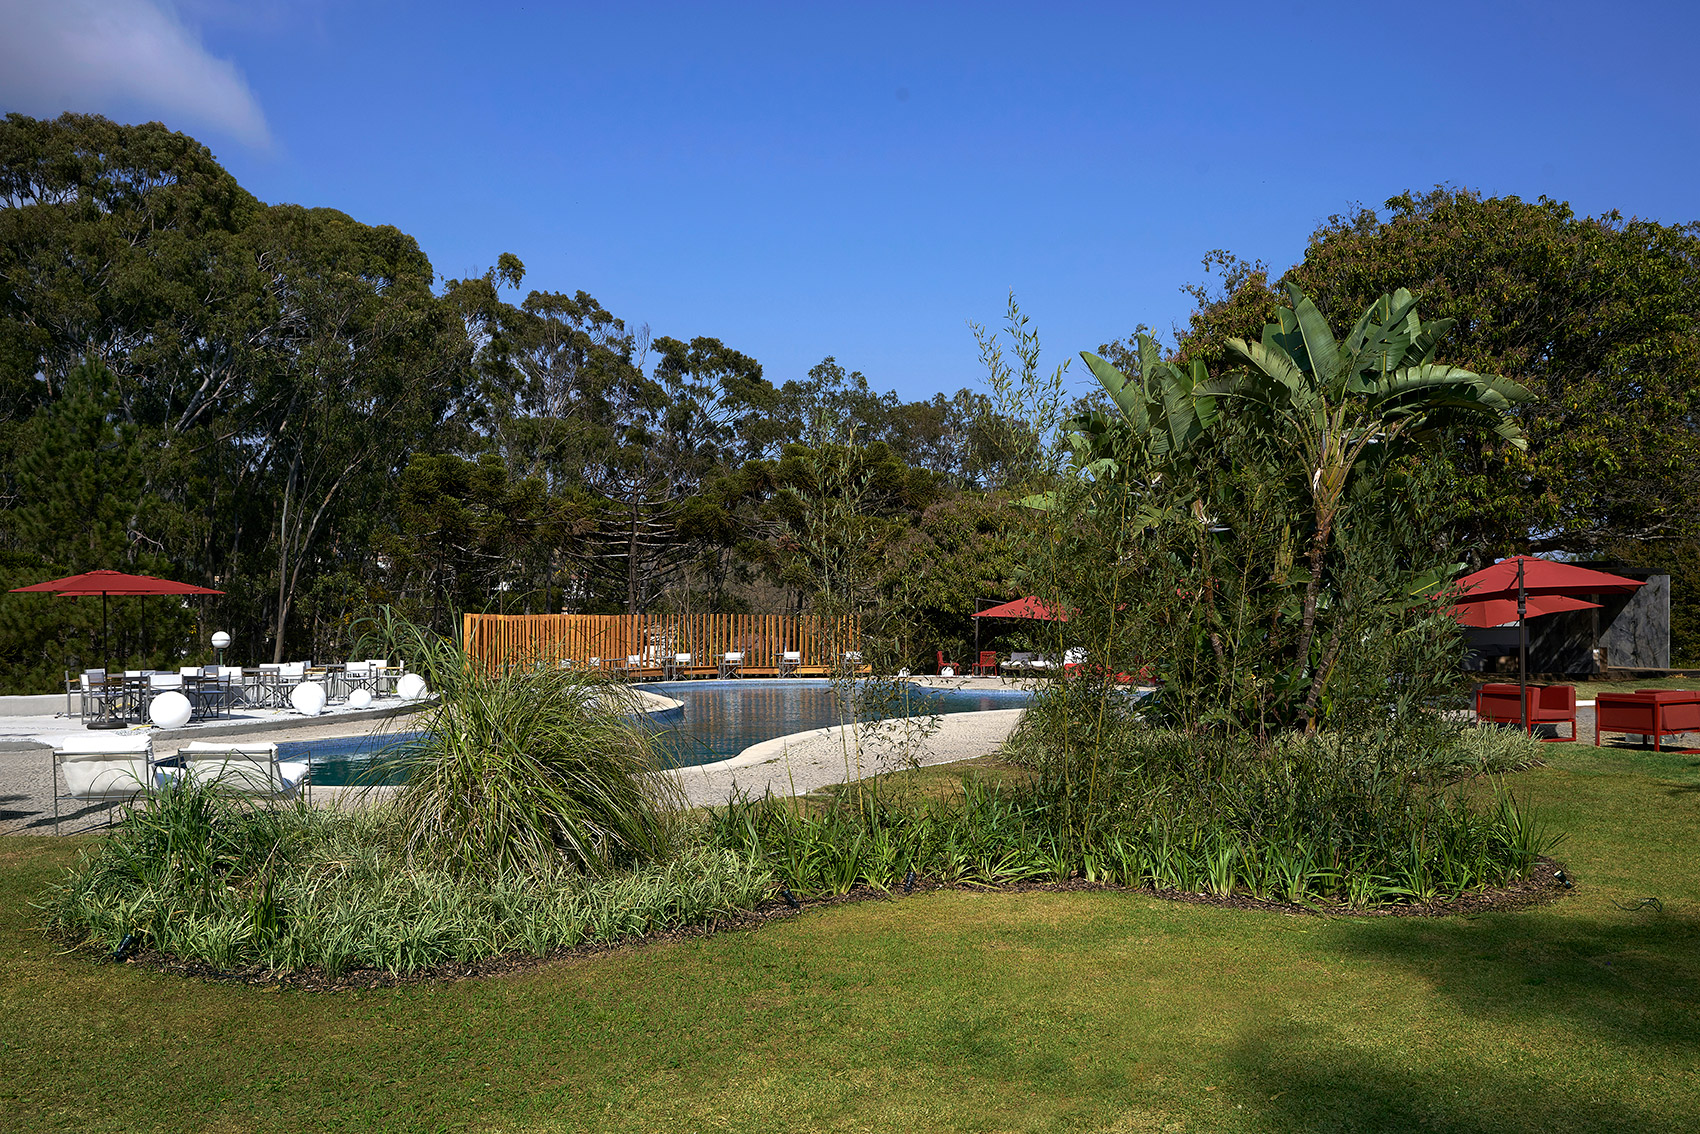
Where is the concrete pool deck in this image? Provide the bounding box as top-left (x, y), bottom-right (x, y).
top-left (0, 677), bottom-right (1031, 833)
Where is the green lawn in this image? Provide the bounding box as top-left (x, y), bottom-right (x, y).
top-left (2, 740), bottom-right (1696, 1133)
top-left (1544, 674), bottom-right (1700, 702)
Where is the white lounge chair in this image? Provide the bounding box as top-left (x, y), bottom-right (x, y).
top-left (161, 742), bottom-right (310, 799)
top-left (50, 733), bottom-right (156, 831)
top-left (720, 652), bottom-right (744, 679)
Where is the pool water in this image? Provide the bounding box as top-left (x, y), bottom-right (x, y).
top-left (287, 679), bottom-right (1034, 787)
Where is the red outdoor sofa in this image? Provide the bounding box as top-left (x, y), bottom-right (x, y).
top-left (1475, 683), bottom-right (1577, 741)
top-left (1594, 689), bottom-right (1700, 751)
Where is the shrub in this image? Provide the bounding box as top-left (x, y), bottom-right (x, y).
top-left (360, 610), bottom-right (683, 874)
top-left (41, 779), bottom-right (770, 976)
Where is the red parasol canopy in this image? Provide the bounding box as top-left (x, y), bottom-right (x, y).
top-left (1443, 557), bottom-right (1644, 732)
top-left (10, 570), bottom-right (224, 728)
top-left (10, 568), bottom-right (223, 596)
top-left (1449, 593), bottom-right (1600, 628)
top-left (974, 597), bottom-right (1068, 622)
top-left (1453, 556), bottom-right (1644, 600)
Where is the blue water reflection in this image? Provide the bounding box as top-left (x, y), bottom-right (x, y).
top-left (287, 679), bottom-right (1032, 787)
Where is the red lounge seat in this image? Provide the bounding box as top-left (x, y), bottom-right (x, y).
top-left (1475, 683), bottom-right (1577, 741)
top-left (1595, 689), bottom-right (1700, 751)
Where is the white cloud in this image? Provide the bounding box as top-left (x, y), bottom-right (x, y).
top-left (0, 0), bottom-right (270, 147)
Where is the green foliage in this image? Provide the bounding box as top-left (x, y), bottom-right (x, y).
top-left (1052, 286), bottom-right (1522, 734)
top-left (1172, 187), bottom-right (1700, 657)
top-left (0, 112), bottom-right (1017, 688)
top-left (360, 612), bottom-right (682, 875)
top-left (41, 779), bottom-right (770, 977)
top-left (708, 738), bottom-right (1551, 906)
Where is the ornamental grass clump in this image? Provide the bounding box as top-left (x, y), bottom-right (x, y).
top-left (363, 611), bottom-right (683, 874)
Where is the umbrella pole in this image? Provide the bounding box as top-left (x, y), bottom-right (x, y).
top-left (88, 589), bottom-right (125, 729)
top-left (1518, 559), bottom-right (1529, 734)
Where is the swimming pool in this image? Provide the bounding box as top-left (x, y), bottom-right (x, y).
top-left (287, 679), bottom-right (1035, 786)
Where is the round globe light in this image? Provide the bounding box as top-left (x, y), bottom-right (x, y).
top-left (396, 673), bottom-right (428, 701)
top-left (210, 631), bottom-right (231, 649)
top-left (290, 681), bottom-right (327, 717)
top-left (346, 688), bottom-right (373, 710)
top-left (148, 691), bottom-right (193, 730)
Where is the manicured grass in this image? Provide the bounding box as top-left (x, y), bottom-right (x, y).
top-left (2, 742), bottom-right (1697, 1133)
top-left (1565, 674), bottom-right (1700, 701)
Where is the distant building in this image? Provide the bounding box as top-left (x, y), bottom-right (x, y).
top-left (1463, 566), bottom-right (1670, 674)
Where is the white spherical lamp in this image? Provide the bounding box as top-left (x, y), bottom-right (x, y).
top-left (210, 631), bottom-right (231, 649)
top-left (290, 681), bottom-right (327, 716)
top-left (149, 691), bottom-right (193, 730)
top-left (396, 673), bottom-right (428, 701)
top-left (346, 688), bottom-right (373, 709)
top-left (147, 693), bottom-right (192, 727)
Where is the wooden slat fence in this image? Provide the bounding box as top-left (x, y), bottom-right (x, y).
top-left (461, 613), bottom-right (860, 675)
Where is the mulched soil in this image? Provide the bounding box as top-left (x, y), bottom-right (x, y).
top-left (85, 856), bottom-right (1575, 993)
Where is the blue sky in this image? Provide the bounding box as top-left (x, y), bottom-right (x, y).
top-left (3, 1), bottom-right (1696, 401)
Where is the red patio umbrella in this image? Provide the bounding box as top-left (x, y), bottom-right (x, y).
top-left (10, 570), bottom-right (223, 727)
top-left (1449, 593), bottom-right (1600, 629)
top-left (1453, 556), bottom-right (1645, 601)
top-left (1446, 557), bottom-right (1644, 731)
top-left (972, 596), bottom-right (1068, 660)
top-left (973, 597), bottom-right (1068, 621)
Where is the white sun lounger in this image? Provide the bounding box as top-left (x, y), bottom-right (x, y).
top-left (50, 733), bottom-right (157, 832)
top-left (160, 741), bottom-right (311, 799)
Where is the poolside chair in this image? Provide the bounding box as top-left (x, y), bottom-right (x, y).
top-left (198, 665), bottom-right (237, 717)
top-left (720, 651), bottom-right (745, 679)
top-left (50, 733), bottom-right (156, 832)
top-left (970, 651), bottom-right (999, 677)
top-left (779, 650), bottom-right (802, 677)
top-left (627, 654), bottom-right (665, 680)
top-left (158, 742), bottom-right (310, 798)
top-left (142, 670), bottom-right (185, 722)
top-left (678, 653), bottom-right (721, 680)
top-left (1476, 683), bottom-right (1578, 740)
top-left (365, 659), bottom-right (397, 694)
top-left (1027, 654), bottom-right (1053, 677)
top-left (936, 649), bottom-right (963, 676)
top-left (1002, 652), bottom-right (1033, 676)
top-left (75, 668), bottom-right (120, 722)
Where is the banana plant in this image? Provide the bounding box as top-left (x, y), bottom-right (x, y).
top-left (1217, 283), bottom-right (1531, 727)
top-left (1021, 333), bottom-right (1219, 518)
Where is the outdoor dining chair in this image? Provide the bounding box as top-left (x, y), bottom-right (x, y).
top-left (75, 668), bottom-right (120, 723)
top-left (720, 652), bottom-right (744, 679)
top-left (971, 650), bottom-right (999, 677)
top-left (626, 654), bottom-right (665, 680)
